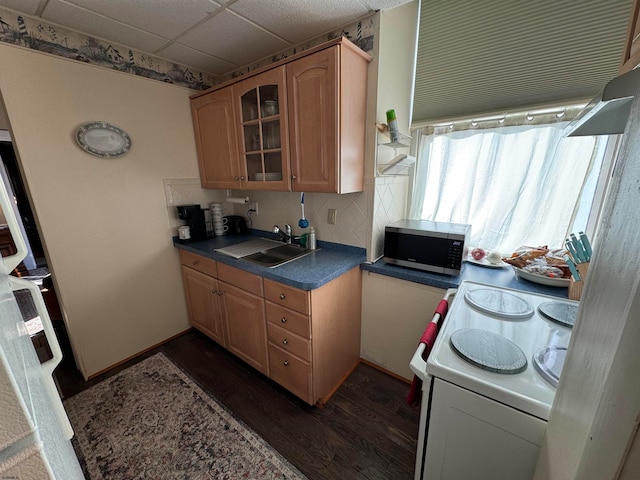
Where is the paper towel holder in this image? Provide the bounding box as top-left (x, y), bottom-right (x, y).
top-left (224, 190), bottom-right (250, 204)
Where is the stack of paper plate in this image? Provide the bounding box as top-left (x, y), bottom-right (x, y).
top-left (253, 172), bottom-right (282, 181)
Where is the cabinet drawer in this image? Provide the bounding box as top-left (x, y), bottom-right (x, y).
top-left (266, 301), bottom-right (310, 338)
top-left (269, 344), bottom-right (312, 404)
top-left (179, 250), bottom-right (217, 277)
top-left (264, 279), bottom-right (309, 314)
top-left (267, 323), bottom-right (311, 361)
top-left (217, 262), bottom-right (263, 296)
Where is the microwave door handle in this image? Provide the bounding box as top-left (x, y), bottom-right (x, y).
top-left (0, 177), bottom-right (28, 272)
top-left (10, 275), bottom-right (74, 440)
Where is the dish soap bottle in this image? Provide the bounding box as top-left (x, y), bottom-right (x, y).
top-left (308, 227), bottom-right (316, 250)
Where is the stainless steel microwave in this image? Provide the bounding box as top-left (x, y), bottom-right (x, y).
top-left (383, 219), bottom-right (471, 275)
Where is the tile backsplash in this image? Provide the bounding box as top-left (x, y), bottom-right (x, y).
top-left (164, 175), bottom-right (409, 262)
top-left (371, 175), bottom-right (409, 261)
top-left (163, 178), bottom-right (226, 233)
top-left (227, 188), bottom-right (370, 248)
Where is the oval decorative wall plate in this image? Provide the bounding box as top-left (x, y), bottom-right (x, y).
top-left (75, 122), bottom-right (131, 158)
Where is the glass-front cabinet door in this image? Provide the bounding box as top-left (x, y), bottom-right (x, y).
top-left (232, 66), bottom-right (290, 190)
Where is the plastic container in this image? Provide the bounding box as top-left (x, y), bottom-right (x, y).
top-left (307, 227), bottom-right (316, 250)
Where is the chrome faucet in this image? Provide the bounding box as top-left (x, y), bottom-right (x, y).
top-left (272, 224), bottom-right (292, 244)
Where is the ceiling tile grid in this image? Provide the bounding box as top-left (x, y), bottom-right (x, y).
top-left (175, 9), bottom-right (290, 66)
top-left (0, 0), bottom-right (404, 77)
top-left (228, 0), bottom-right (369, 44)
top-left (42, 0), bottom-right (170, 53)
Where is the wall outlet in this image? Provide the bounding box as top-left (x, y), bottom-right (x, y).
top-left (328, 208), bottom-right (337, 225)
top-left (249, 202), bottom-right (259, 214)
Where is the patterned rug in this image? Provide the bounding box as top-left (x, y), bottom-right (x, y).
top-left (64, 353), bottom-right (307, 480)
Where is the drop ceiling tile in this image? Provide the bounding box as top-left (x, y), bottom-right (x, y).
top-left (43, 0), bottom-right (168, 52)
top-left (229, 0), bottom-right (369, 43)
top-left (158, 42), bottom-right (236, 75)
top-left (61, 0), bottom-right (221, 39)
top-left (0, 0), bottom-right (41, 15)
top-left (179, 10), bottom-right (290, 66)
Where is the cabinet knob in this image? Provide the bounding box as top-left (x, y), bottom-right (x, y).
top-left (241, 175), bottom-right (245, 180)
top-left (283, 360), bottom-right (289, 366)
top-left (279, 293), bottom-right (286, 300)
top-left (192, 261), bottom-right (199, 265)
top-left (217, 290), bottom-right (223, 296)
top-left (282, 339), bottom-right (288, 345)
top-left (291, 174), bottom-right (297, 180)
top-left (233, 176), bottom-right (239, 180)
top-left (280, 317), bottom-right (287, 323)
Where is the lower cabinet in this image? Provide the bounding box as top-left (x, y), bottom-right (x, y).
top-left (179, 249), bottom-right (361, 405)
top-left (181, 267), bottom-right (225, 346)
top-left (220, 281), bottom-right (269, 375)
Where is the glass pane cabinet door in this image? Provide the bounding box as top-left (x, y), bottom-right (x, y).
top-left (233, 67), bottom-right (289, 190)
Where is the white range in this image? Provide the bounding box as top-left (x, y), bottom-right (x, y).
top-left (411, 280), bottom-right (577, 480)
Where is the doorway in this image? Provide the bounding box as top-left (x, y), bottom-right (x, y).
top-left (0, 139), bottom-right (76, 372)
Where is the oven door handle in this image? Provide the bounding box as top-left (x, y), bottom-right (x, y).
top-left (410, 343), bottom-right (429, 380)
top-left (409, 288), bottom-right (456, 381)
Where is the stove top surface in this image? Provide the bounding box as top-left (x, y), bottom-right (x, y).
top-left (426, 280), bottom-right (578, 420)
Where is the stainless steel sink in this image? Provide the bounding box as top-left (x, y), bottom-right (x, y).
top-left (241, 244), bottom-right (313, 268)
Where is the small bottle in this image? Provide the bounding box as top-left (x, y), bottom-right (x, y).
top-left (386, 109), bottom-right (399, 143)
top-left (308, 227), bottom-right (316, 250)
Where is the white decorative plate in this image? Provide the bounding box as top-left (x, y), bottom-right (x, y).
top-left (75, 122), bottom-right (131, 158)
top-left (466, 256), bottom-right (508, 268)
top-left (514, 267), bottom-right (570, 287)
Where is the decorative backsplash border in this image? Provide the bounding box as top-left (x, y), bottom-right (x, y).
top-left (0, 6), bottom-right (376, 91)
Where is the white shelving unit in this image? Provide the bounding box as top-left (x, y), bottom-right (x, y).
top-left (376, 129), bottom-right (415, 176)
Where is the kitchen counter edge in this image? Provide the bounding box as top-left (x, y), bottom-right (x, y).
top-left (361, 258), bottom-right (571, 298)
top-left (173, 234), bottom-right (366, 291)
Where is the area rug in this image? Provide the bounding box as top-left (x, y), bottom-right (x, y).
top-left (64, 353), bottom-right (307, 480)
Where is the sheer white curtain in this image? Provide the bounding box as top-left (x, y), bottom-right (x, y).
top-left (409, 121), bottom-right (605, 254)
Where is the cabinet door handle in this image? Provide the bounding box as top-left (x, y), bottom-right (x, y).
top-left (282, 339), bottom-right (288, 345)
top-left (283, 360), bottom-right (289, 366)
top-left (279, 293), bottom-right (286, 300)
top-left (280, 317), bottom-right (287, 323)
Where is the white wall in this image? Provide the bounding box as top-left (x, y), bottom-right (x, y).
top-left (370, 1), bottom-right (420, 261)
top-left (0, 44), bottom-right (198, 378)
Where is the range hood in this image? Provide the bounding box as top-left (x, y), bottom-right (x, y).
top-left (566, 67), bottom-right (640, 137)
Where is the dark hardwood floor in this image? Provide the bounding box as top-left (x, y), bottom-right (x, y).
top-left (56, 329), bottom-right (420, 480)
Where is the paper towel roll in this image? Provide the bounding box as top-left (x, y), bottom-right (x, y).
top-left (226, 197), bottom-right (249, 204)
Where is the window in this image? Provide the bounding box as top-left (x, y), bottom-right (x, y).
top-left (408, 107), bottom-right (610, 254)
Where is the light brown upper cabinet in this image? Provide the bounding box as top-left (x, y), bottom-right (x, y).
top-left (232, 66), bottom-right (291, 191)
top-left (287, 41), bottom-right (369, 193)
top-left (190, 38), bottom-right (371, 193)
top-left (620, 0), bottom-right (640, 74)
top-left (190, 87), bottom-right (240, 189)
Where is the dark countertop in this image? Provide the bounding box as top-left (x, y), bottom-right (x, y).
top-left (361, 258), bottom-right (571, 298)
top-left (175, 232), bottom-right (570, 298)
top-left (174, 233), bottom-right (366, 291)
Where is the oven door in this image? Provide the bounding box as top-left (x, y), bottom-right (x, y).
top-left (410, 289), bottom-right (456, 480)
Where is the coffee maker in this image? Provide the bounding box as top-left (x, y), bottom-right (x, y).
top-left (176, 205), bottom-right (207, 242)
